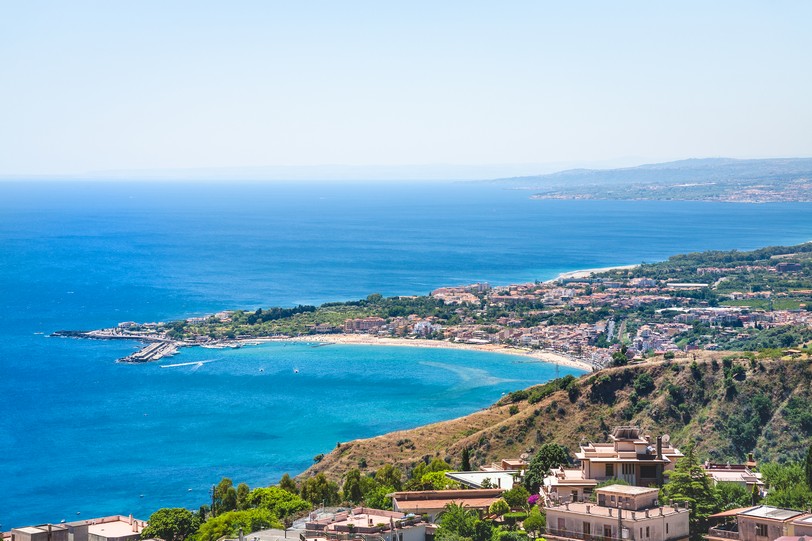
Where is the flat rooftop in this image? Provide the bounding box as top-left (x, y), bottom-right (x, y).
top-left (548, 502), bottom-right (686, 520)
top-left (87, 521), bottom-right (141, 538)
top-left (598, 485), bottom-right (659, 496)
top-left (742, 506), bottom-right (805, 521)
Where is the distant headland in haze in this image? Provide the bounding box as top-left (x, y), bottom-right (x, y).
top-left (5, 158), bottom-right (811, 197)
top-left (491, 157), bottom-right (812, 203)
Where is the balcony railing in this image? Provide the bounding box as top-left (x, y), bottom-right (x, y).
top-left (707, 527), bottom-right (740, 540)
top-left (545, 527), bottom-right (623, 541)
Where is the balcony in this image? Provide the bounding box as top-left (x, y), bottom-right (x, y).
top-left (545, 527), bottom-right (623, 541)
top-left (707, 525), bottom-right (740, 540)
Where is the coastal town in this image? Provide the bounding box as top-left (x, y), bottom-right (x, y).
top-left (56, 243), bottom-right (812, 369)
top-left (7, 426), bottom-right (812, 541)
top-left (30, 244), bottom-right (812, 541)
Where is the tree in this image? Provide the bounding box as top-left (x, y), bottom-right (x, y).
top-left (363, 483), bottom-right (396, 510)
top-left (194, 509), bottom-right (280, 541)
top-left (805, 444), bottom-right (812, 491)
top-left (375, 464), bottom-right (403, 491)
top-left (503, 485), bottom-right (530, 510)
top-left (342, 469), bottom-right (364, 503)
top-left (761, 461), bottom-right (812, 510)
top-left (659, 444), bottom-right (718, 541)
top-left (524, 444), bottom-right (571, 492)
top-left (279, 473), bottom-right (298, 494)
top-left (140, 508), bottom-right (201, 541)
top-left (489, 499), bottom-right (510, 517)
top-left (212, 478), bottom-right (238, 517)
top-left (461, 447), bottom-right (471, 471)
top-left (236, 483), bottom-right (250, 510)
top-left (245, 486), bottom-right (311, 519)
top-left (300, 473), bottom-right (340, 506)
top-left (715, 482), bottom-right (751, 511)
top-left (522, 506), bottom-right (546, 540)
top-left (436, 503), bottom-right (478, 541)
top-left (418, 471), bottom-right (460, 490)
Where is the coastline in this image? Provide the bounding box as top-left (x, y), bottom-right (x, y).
top-left (549, 263), bottom-right (640, 282)
top-left (271, 333), bottom-right (594, 372)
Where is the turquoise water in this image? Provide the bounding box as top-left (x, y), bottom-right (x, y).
top-left (2, 181), bottom-right (812, 527)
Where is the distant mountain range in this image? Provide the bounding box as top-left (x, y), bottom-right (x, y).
top-left (492, 157), bottom-right (812, 202)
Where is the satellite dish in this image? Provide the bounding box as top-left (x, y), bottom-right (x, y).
top-left (520, 453), bottom-right (529, 460)
top-left (662, 434), bottom-right (671, 444)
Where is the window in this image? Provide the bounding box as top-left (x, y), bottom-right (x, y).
top-left (666, 524), bottom-right (669, 534)
top-left (756, 524), bottom-right (768, 537)
top-left (584, 522), bottom-right (591, 535)
top-left (606, 464), bottom-right (615, 477)
top-left (646, 526), bottom-right (650, 537)
top-left (622, 464), bottom-right (634, 475)
top-left (640, 465), bottom-right (657, 478)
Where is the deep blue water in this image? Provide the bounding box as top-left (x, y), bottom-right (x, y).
top-left (2, 180), bottom-right (812, 527)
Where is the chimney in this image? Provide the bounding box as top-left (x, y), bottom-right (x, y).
top-left (645, 510), bottom-right (649, 518)
top-left (586, 505), bottom-right (591, 514)
top-left (656, 436), bottom-right (663, 460)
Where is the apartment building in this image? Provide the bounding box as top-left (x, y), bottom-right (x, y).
top-left (545, 485), bottom-right (689, 541)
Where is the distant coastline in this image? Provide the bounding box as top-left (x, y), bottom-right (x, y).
top-left (54, 261), bottom-right (640, 371)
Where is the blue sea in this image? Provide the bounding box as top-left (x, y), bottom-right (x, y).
top-left (2, 180), bottom-right (812, 528)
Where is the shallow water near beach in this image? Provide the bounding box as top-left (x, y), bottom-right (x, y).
top-left (2, 181), bottom-right (812, 526)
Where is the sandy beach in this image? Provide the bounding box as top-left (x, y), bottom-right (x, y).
top-left (549, 263), bottom-right (640, 282)
top-left (271, 333), bottom-right (594, 372)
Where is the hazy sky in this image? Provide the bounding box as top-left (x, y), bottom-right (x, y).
top-left (1, 1), bottom-right (811, 177)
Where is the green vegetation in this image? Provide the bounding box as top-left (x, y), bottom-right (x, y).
top-left (141, 508), bottom-right (201, 541)
top-left (660, 444), bottom-right (718, 541)
top-left (524, 443), bottom-right (570, 492)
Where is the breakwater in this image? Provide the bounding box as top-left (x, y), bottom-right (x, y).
top-left (51, 329), bottom-right (184, 363)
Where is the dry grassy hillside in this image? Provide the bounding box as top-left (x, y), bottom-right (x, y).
top-left (300, 351), bottom-right (812, 483)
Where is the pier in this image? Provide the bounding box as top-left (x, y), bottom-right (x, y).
top-left (51, 329), bottom-right (185, 363)
top-left (119, 341), bottom-right (180, 363)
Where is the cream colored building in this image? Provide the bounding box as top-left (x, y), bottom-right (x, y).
top-left (708, 506), bottom-right (807, 541)
top-left (543, 467), bottom-right (599, 504)
top-left (576, 426), bottom-right (683, 487)
top-left (545, 485), bottom-right (690, 541)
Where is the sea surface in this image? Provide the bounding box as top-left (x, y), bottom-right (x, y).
top-left (2, 180), bottom-right (812, 527)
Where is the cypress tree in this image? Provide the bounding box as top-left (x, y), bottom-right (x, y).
top-left (805, 444), bottom-right (812, 491)
top-left (461, 447), bottom-right (471, 471)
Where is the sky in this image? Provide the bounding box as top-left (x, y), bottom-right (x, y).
top-left (1, 1), bottom-right (811, 179)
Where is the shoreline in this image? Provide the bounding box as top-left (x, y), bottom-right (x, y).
top-left (549, 263), bottom-right (640, 282)
top-left (269, 333), bottom-right (594, 372)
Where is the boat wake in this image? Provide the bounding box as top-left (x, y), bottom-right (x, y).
top-left (160, 359), bottom-right (219, 369)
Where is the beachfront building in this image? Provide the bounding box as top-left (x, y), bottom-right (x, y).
top-left (707, 507), bottom-right (809, 541)
top-left (545, 485), bottom-right (690, 541)
top-left (11, 525), bottom-right (69, 541)
top-left (390, 489), bottom-right (505, 522)
top-left (576, 426), bottom-right (684, 487)
top-left (11, 516), bottom-right (147, 541)
top-left (304, 507), bottom-right (429, 541)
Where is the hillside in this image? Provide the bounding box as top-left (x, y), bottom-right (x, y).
top-left (491, 157), bottom-right (812, 202)
top-left (301, 352), bottom-right (812, 482)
